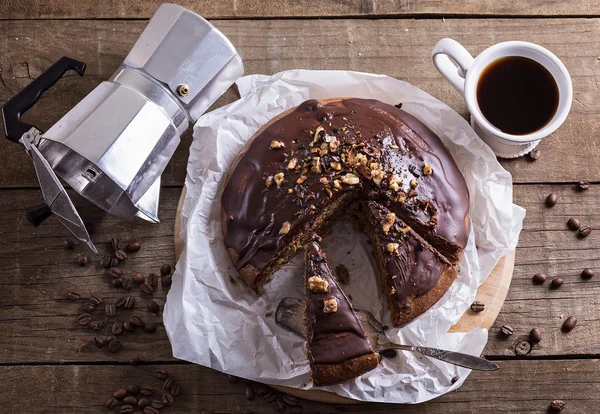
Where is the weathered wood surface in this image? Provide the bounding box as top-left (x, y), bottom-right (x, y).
top-left (1, 0), bottom-right (598, 19)
top-left (1, 18), bottom-right (599, 187)
top-left (0, 359), bottom-right (597, 413)
top-left (1, 185), bottom-right (599, 363)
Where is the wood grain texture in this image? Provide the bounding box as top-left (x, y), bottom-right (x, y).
top-left (0, 359), bottom-right (597, 412)
top-left (1, 18), bottom-right (599, 187)
top-left (0, 0), bottom-right (598, 19)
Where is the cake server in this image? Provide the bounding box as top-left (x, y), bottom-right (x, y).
top-left (276, 297), bottom-right (499, 372)
top-left (1, 3), bottom-right (244, 255)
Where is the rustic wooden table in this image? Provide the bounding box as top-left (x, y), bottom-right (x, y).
top-left (1, 1), bottom-right (600, 412)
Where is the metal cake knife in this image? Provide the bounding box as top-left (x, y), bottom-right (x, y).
top-left (275, 297), bottom-right (499, 372)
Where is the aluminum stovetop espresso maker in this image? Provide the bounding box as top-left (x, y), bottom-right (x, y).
top-left (1, 4), bottom-right (243, 256)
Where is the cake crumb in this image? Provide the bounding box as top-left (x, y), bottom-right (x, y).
top-left (335, 264), bottom-right (350, 284)
top-left (265, 309), bottom-right (273, 317)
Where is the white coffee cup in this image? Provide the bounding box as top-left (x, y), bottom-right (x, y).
top-left (432, 38), bottom-right (572, 158)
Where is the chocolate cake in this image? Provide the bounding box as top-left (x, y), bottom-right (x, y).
top-left (304, 238), bottom-right (379, 386)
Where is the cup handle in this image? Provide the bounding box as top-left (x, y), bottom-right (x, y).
top-left (432, 38), bottom-right (475, 97)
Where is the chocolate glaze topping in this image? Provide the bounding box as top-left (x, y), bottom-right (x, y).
top-left (222, 98), bottom-right (469, 279)
top-left (305, 241), bottom-right (373, 365)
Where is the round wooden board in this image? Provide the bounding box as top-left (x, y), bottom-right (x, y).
top-left (174, 186), bottom-right (515, 404)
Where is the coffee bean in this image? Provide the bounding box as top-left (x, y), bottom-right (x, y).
top-left (154, 369), bottom-right (168, 380)
top-left (264, 392), bottom-right (276, 403)
top-left (64, 238), bottom-right (75, 249)
top-left (579, 225), bottom-right (592, 237)
top-left (77, 313), bottom-right (91, 326)
top-left (163, 378), bottom-right (174, 391)
top-left (530, 328), bottom-right (542, 343)
top-left (147, 300), bottom-right (160, 314)
top-left (161, 392), bottom-right (174, 406)
top-left (122, 278), bottom-right (133, 290)
top-left (124, 320), bottom-right (135, 332)
top-left (147, 273), bottom-right (159, 287)
top-left (545, 193), bottom-right (558, 207)
top-left (227, 374), bottom-right (239, 384)
top-left (133, 272), bottom-right (145, 285)
top-left (245, 385), bottom-right (255, 401)
top-left (112, 278), bottom-right (123, 288)
top-left (113, 388), bottom-right (128, 399)
top-left (114, 297), bottom-right (126, 307)
top-left (582, 268), bottom-right (594, 279)
top-left (111, 256), bottom-right (120, 267)
top-left (82, 302), bottom-right (96, 312)
top-left (150, 400), bottom-right (164, 409)
top-left (254, 384), bottom-right (268, 396)
top-left (105, 303), bottom-right (117, 317)
top-left (106, 397), bottom-right (118, 409)
top-left (109, 267), bottom-right (124, 277)
top-left (137, 398), bottom-right (150, 409)
top-left (130, 316), bottom-right (144, 327)
top-left (172, 384), bottom-right (181, 396)
top-left (126, 384), bottom-right (139, 395)
top-left (126, 241), bottom-right (141, 253)
top-left (94, 336), bottom-right (106, 348)
top-left (550, 277), bottom-right (564, 289)
top-left (92, 317), bottom-right (108, 331)
top-left (567, 217), bottom-right (581, 230)
top-left (514, 341), bottom-right (531, 355)
top-left (161, 264), bottom-right (172, 276)
top-left (66, 291), bottom-right (80, 300)
top-left (470, 301), bottom-right (485, 313)
top-left (140, 283), bottom-right (154, 295)
top-left (124, 396), bottom-right (137, 405)
top-left (120, 405), bottom-right (134, 413)
top-left (578, 180), bottom-right (591, 190)
top-left (273, 399), bottom-right (286, 413)
top-left (562, 316), bottom-right (577, 332)
top-left (99, 254), bottom-right (112, 268)
top-left (108, 338), bottom-right (122, 353)
top-left (500, 324), bottom-right (514, 336)
top-left (380, 349), bottom-right (397, 358)
top-left (143, 407), bottom-right (159, 414)
top-left (282, 394), bottom-right (298, 406)
top-left (162, 274), bottom-right (172, 286)
top-left (528, 148), bottom-right (541, 160)
top-left (144, 323), bottom-right (157, 333)
top-left (115, 249), bottom-right (128, 261)
top-left (77, 253), bottom-right (88, 266)
top-left (112, 321), bottom-right (123, 335)
top-left (291, 407), bottom-right (304, 414)
top-left (550, 400), bottom-right (566, 412)
top-left (532, 273), bottom-right (547, 284)
top-left (451, 375), bottom-right (459, 384)
top-left (140, 385), bottom-right (154, 396)
top-left (89, 294), bottom-right (102, 305)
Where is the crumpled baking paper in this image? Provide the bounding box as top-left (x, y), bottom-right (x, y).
top-left (163, 70), bottom-right (526, 403)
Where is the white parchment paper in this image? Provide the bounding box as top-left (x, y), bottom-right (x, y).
top-left (163, 70), bottom-right (526, 403)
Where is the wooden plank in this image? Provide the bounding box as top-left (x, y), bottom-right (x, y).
top-left (0, 359), bottom-right (597, 412)
top-left (1, 0), bottom-right (599, 19)
top-left (1, 18), bottom-right (598, 188)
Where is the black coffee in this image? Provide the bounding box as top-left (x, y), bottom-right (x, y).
top-left (476, 56), bottom-right (559, 135)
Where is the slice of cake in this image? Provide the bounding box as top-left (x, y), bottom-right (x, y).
top-left (304, 237), bottom-right (379, 386)
top-left (362, 200), bottom-right (457, 327)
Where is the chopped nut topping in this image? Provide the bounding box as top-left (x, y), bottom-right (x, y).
top-left (389, 182), bottom-right (400, 192)
top-left (310, 147), bottom-right (320, 154)
top-left (279, 221), bottom-right (291, 235)
top-left (308, 276), bottom-right (329, 293)
top-left (329, 139), bottom-right (339, 152)
top-left (265, 176), bottom-right (273, 188)
top-left (333, 179), bottom-right (342, 190)
top-left (382, 212), bottom-right (396, 233)
top-left (390, 286), bottom-right (397, 295)
top-left (431, 215), bottom-right (439, 224)
top-left (372, 170), bottom-right (386, 185)
top-left (410, 179), bottom-right (418, 188)
top-left (287, 158), bottom-right (298, 170)
top-left (288, 188), bottom-right (294, 194)
top-left (325, 187), bottom-right (333, 198)
top-left (386, 243), bottom-right (399, 253)
top-left (274, 172), bottom-right (285, 187)
top-left (313, 126), bottom-right (325, 144)
top-left (341, 173), bottom-right (360, 185)
top-left (356, 164), bottom-right (372, 179)
top-left (311, 157), bottom-right (322, 173)
top-left (319, 177), bottom-right (329, 185)
top-left (270, 140), bottom-right (285, 149)
top-left (370, 162), bottom-right (381, 171)
top-left (397, 195), bottom-right (407, 203)
top-left (401, 226), bottom-right (411, 234)
top-left (356, 153), bottom-right (368, 165)
top-left (423, 164), bottom-right (433, 175)
top-left (323, 298), bottom-right (338, 313)
top-left (319, 148), bottom-right (329, 156)
top-left (388, 174), bottom-right (403, 192)
top-left (297, 175), bottom-right (308, 184)
top-left (330, 161), bottom-right (342, 171)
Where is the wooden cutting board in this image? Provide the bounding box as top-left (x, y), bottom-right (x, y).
top-left (173, 186), bottom-right (515, 404)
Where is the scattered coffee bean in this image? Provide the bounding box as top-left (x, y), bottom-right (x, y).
top-left (227, 374), bottom-right (239, 384)
top-left (162, 392), bottom-right (174, 406)
top-left (77, 313), bottom-right (91, 326)
top-left (562, 316), bottom-right (577, 332)
top-left (161, 264), bottom-right (172, 276)
top-left (133, 272), bottom-right (145, 285)
top-left (126, 384), bottom-right (139, 395)
top-left (514, 341), bottom-right (531, 356)
top-left (155, 369), bottom-right (168, 380)
top-left (112, 278), bottom-right (123, 288)
top-left (144, 323), bottom-right (157, 333)
top-left (92, 317), bottom-right (108, 331)
top-left (123, 320), bottom-right (135, 332)
top-left (245, 385), bottom-right (255, 401)
top-left (66, 291), bottom-right (80, 300)
top-left (64, 238), bottom-right (76, 249)
top-left (125, 241), bottom-right (141, 253)
top-left (140, 283), bottom-right (154, 295)
top-left (147, 300), bottom-right (160, 314)
top-left (530, 328), bottom-right (542, 344)
top-left (291, 406), bottom-right (304, 414)
top-left (108, 338), bottom-right (122, 353)
top-left (105, 303), bottom-right (117, 318)
top-left (582, 268), bottom-right (594, 279)
top-left (110, 237), bottom-right (121, 251)
top-left (115, 249), bottom-right (128, 261)
top-left (124, 396), bottom-right (137, 405)
top-left (112, 321), bottom-right (124, 335)
top-left (146, 273), bottom-right (158, 288)
top-left (106, 397), bottom-right (118, 409)
top-left (451, 375), bottom-right (460, 384)
top-left (82, 302), bottom-right (96, 312)
top-left (579, 225), bottom-right (592, 237)
top-left (99, 254), bottom-right (112, 268)
top-left (77, 253), bottom-right (89, 266)
top-left (143, 407), bottom-right (159, 414)
top-left (381, 349), bottom-right (398, 358)
top-left (137, 398), bottom-right (150, 409)
top-left (273, 399), bottom-right (286, 413)
top-left (500, 324), bottom-right (514, 336)
top-left (470, 301), bottom-right (485, 313)
top-left (578, 180), bottom-right (591, 190)
top-left (162, 274), bottom-right (172, 286)
top-left (545, 193), bottom-right (558, 207)
top-left (122, 277), bottom-right (133, 290)
top-left (550, 400), bottom-right (566, 412)
top-left (113, 388), bottom-right (128, 399)
top-left (140, 385), bottom-right (154, 396)
top-left (130, 316), bottom-right (144, 327)
top-left (164, 378), bottom-right (174, 391)
top-left (264, 392), bottom-right (276, 403)
top-left (150, 400), bottom-right (164, 409)
top-left (532, 273), bottom-right (547, 284)
top-left (282, 394), bottom-right (298, 406)
top-left (114, 297), bottom-right (127, 307)
top-left (550, 277), bottom-right (564, 289)
top-left (120, 405), bottom-right (134, 413)
top-left (89, 294), bottom-right (103, 305)
top-left (109, 267), bottom-right (124, 277)
top-left (171, 384), bottom-right (181, 397)
top-left (254, 384), bottom-right (268, 396)
top-left (528, 148), bottom-right (541, 160)
top-left (124, 296), bottom-right (135, 309)
top-left (94, 336), bottom-right (106, 348)
top-left (567, 217), bottom-right (581, 230)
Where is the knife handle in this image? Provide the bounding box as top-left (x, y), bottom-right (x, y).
top-left (1, 56), bottom-right (86, 142)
